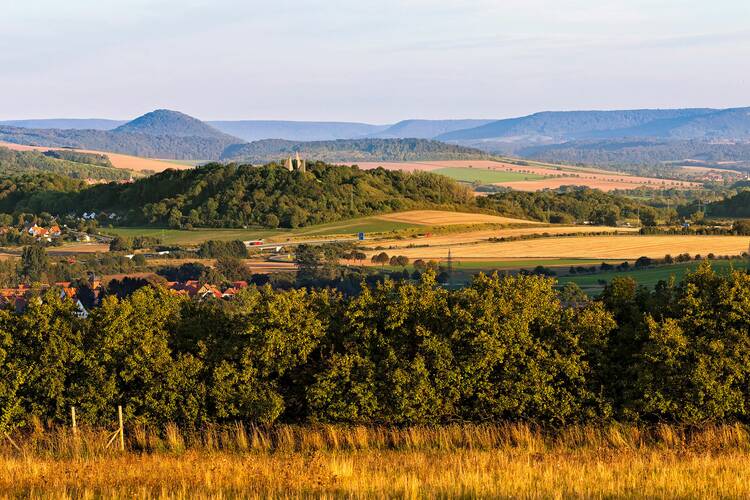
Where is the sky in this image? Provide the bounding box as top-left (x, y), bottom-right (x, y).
top-left (1, 0), bottom-right (749, 122)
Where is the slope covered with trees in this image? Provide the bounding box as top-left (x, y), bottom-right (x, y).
top-left (517, 139), bottom-right (750, 168)
top-left (0, 146), bottom-right (131, 181)
top-left (0, 162), bottom-right (473, 228)
top-left (476, 188), bottom-right (662, 225)
top-left (220, 138), bottom-right (491, 163)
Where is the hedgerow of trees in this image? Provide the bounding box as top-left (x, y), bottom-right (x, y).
top-left (3, 262), bottom-right (750, 431)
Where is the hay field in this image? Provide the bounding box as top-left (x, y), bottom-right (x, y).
top-left (372, 225), bottom-right (635, 249)
top-left (4, 424), bottom-right (750, 498)
top-left (376, 210), bottom-right (537, 226)
top-left (368, 235), bottom-right (750, 261)
top-left (0, 141), bottom-right (189, 173)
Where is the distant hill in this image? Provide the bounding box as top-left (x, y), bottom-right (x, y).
top-left (0, 110), bottom-right (245, 160)
top-left (208, 120), bottom-right (386, 142)
top-left (437, 109), bottom-right (717, 143)
top-left (0, 119), bottom-right (125, 130)
top-left (517, 139), bottom-right (750, 169)
top-left (115, 109), bottom-right (238, 141)
top-left (220, 138), bottom-right (490, 163)
top-left (368, 119), bottom-right (495, 139)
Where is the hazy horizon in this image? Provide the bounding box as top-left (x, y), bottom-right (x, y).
top-left (3, 0), bottom-right (749, 122)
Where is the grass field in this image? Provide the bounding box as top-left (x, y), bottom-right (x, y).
top-left (102, 227), bottom-right (286, 246)
top-left (433, 166), bottom-right (545, 183)
top-left (559, 259), bottom-right (750, 292)
top-left (5, 424), bottom-right (750, 497)
top-left (100, 210), bottom-right (541, 246)
top-left (102, 218), bottom-right (421, 245)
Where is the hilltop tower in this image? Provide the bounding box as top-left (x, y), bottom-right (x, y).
top-left (295, 152), bottom-right (306, 173)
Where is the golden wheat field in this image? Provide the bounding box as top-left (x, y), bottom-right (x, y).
top-left (372, 225), bottom-right (636, 249)
top-left (367, 234), bottom-right (750, 261)
top-left (4, 424), bottom-right (750, 498)
top-left (376, 209), bottom-right (539, 226)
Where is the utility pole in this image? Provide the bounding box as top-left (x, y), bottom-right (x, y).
top-left (447, 248), bottom-right (454, 287)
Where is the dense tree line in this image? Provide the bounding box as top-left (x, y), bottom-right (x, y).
top-left (0, 125), bottom-right (239, 161)
top-left (702, 190), bottom-right (750, 218)
top-left (2, 263), bottom-right (750, 431)
top-left (220, 138), bottom-right (490, 163)
top-left (0, 163), bottom-right (473, 228)
top-left (517, 139), bottom-right (750, 170)
top-left (0, 146), bottom-right (131, 181)
top-left (476, 188), bottom-right (663, 225)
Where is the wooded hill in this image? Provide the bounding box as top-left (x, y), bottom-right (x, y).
top-left (0, 146), bottom-right (132, 181)
top-left (220, 138), bottom-right (490, 163)
top-left (0, 162), bottom-right (473, 228)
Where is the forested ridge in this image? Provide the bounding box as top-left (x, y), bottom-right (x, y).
top-left (2, 263), bottom-right (750, 430)
top-left (221, 138), bottom-right (490, 163)
top-left (0, 147), bottom-right (131, 181)
top-left (476, 188), bottom-right (661, 225)
top-left (0, 162), bottom-right (473, 228)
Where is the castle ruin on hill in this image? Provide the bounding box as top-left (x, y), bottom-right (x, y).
top-left (284, 152), bottom-right (306, 173)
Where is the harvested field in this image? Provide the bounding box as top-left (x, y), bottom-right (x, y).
top-left (367, 235), bottom-right (750, 261)
top-left (376, 210), bottom-right (537, 226)
top-left (49, 243), bottom-right (110, 255)
top-left (371, 225), bottom-right (635, 249)
top-left (0, 141), bottom-right (189, 173)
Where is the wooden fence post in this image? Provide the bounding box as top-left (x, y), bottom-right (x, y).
top-left (71, 406), bottom-right (77, 436)
top-left (118, 405), bottom-right (124, 451)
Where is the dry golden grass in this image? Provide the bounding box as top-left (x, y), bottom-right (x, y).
top-left (4, 423), bottom-right (750, 498)
top-left (372, 225), bottom-right (636, 250)
top-left (375, 209), bottom-right (538, 226)
top-left (369, 234), bottom-right (750, 261)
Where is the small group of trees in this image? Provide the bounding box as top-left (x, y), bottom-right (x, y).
top-left (369, 252), bottom-right (409, 268)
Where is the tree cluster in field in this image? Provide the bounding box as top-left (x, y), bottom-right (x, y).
top-left (3, 262), bottom-right (750, 431)
top-left (0, 163), bottom-right (473, 229)
top-left (0, 146), bottom-right (131, 181)
top-left (476, 188), bottom-right (663, 226)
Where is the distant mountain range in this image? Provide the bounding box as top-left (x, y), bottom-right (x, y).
top-left (2, 107), bottom-right (750, 167)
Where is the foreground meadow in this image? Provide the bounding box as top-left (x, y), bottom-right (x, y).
top-left (4, 424), bottom-right (750, 498)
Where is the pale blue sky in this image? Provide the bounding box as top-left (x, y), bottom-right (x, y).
top-left (1, 0), bottom-right (748, 122)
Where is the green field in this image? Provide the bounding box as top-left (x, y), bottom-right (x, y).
top-left (101, 217), bottom-right (422, 246)
top-left (433, 167), bottom-right (546, 184)
top-left (558, 259), bottom-right (750, 293)
top-left (160, 159), bottom-right (207, 167)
